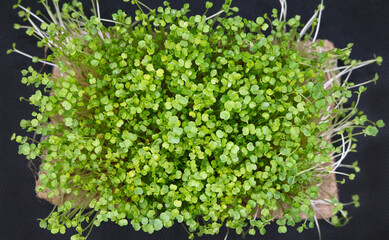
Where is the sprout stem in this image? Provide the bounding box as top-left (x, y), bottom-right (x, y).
top-left (312, 0), bottom-right (324, 42)
top-left (299, 10), bottom-right (318, 39)
top-left (53, 0), bottom-right (65, 28)
top-left (138, 1), bottom-right (152, 12)
top-left (279, 0), bottom-right (287, 22)
top-left (13, 49), bottom-right (57, 67)
top-left (96, 0), bottom-right (101, 19)
top-left (18, 5), bottom-right (47, 24)
top-left (347, 75), bottom-right (378, 90)
top-left (206, 10), bottom-right (225, 21)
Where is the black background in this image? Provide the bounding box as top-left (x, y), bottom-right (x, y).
top-left (1, 0), bottom-right (388, 239)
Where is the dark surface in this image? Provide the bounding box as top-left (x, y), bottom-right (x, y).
top-left (1, 0), bottom-right (388, 239)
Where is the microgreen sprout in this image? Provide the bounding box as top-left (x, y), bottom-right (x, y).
top-left (10, 0), bottom-right (383, 239)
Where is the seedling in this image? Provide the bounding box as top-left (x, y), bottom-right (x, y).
top-left (10, 0), bottom-right (383, 239)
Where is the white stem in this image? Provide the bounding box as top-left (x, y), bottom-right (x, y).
top-left (311, 199), bottom-right (332, 205)
top-left (314, 214), bottom-right (322, 240)
top-left (13, 49), bottom-right (58, 67)
top-left (321, 122), bottom-right (353, 140)
top-left (341, 70), bottom-right (353, 87)
top-left (17, 26), bottom-right (33, 29)
top-left (96, 0), bottom-right (101, 19)
top-left (53, 1), bottom-right (65, 28)
top-left (279, 0), bottom-right (287, 22)
top-left (97, 29), bottom-right (105, 41)
top-left (333, 135), bottom-right (353, 171)
top-left (296, 165), bottom-right (317, 176)
top-left (347, 77), bottom-right (377, 90)
top-left (324, 65), bottom-right (349, 72)
top-left (27, 18), bottom-right (49, 40)
top-left (328, 171), bottom-right (350, 176)
top-left (319, 104), bottom-right (334, 122)
top-left (100, 18), bottom-right (122, 25)
top-left (324, 68), bottom-right (350, 89)
top-left (311, 202), bottom-right (335, 225)
top-left (279, 0), bottom-right (283, 22)
top-left (312, 0), bottom-right (324, 42)
top-left (206, 10), bottom-right (225, 21)
top-left (299, 10), bottom-right (318, 39)
top-left (18, 5), bottom-right (46, 24)
top-left (43, 0), bottom-right (59, 26)
top-left (91, 0), bottom-right (96, 16)
top-left (253, 208), bottom-right (259, 219)
top-left (224, 228), bottom-right (229, 240)
top-left (332, 96), bottom-right (345, 111)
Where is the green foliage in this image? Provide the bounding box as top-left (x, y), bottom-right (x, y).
top-left (12, 0), bottom-right (382, 239)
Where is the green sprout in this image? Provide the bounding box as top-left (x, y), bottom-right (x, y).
top-left (10, 0), bottom-right (383, 239)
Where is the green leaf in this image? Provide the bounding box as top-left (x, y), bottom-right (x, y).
top-left (91, 59), bottom-right (99, 66)
top-left (61, 101), bottom-right (72, 110)
top-left (100, 96), bottom-right (109, 105)
top-left (138, 40), bottom-right (146, 48)
top-left (280, 148), bottom-right (290, 156)
top-left (19, 143), bottom-right (30, 155)
top-left (256, 17), bottom-right (264, 25)
top-left (205, 2), bottom-right (213, 9)
top-left (261, 209), bottom-right (269, 216)
top-left (94, 52), bottom-right (102, 60)
top-left (64, 201), bottom-right (72, 209)
top-left (278, 226), bottom-right (287, 233)
top-left (365, 125), bottom-right (378, 136)
top-left (39, 220), bottom-right (47, 229)
top-left (64, 117), bottom-right (73, 127)
top-left (290, 127), bottom-right (300, 139)
top-left (300, 205), bottom-right (309, 213)
top-left (134, 187), bottom-right (143, 195)
top-left (173, 126), bottom-right (183, 136)
top-left (173, 200), bottom-right (182, 207)
top-left (376, 120), bottom-right (385, 128)
top-left (168, 134), bottom-right (180, 144)
top-left (153, 219), bottom-right (163, 231)
top-left (116, 120), bottom-right (124, 128)
top-left (220, 111), bottom-right (231, 120)
top-left (118, 219), bottom-right (128, 226)
top-left (31, 119), bottom-right (39, 127)
top-left (156, 69), bottom-right (164, 77)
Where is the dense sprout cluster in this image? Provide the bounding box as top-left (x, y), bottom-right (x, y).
top-left (11, 0), bottom-right (383, 239)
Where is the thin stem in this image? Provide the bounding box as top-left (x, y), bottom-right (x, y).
top-left (135, 2), bottom-right (145, 15)
top-left (347, 77), bottom-right (377, 90)
top-left (278, 0), bottom-right (287, 22)
top-left (96, 0), bottom-right (101, 18)
top-left (91, 0), bottom-right (96, 16)
top-left (42, 0), bottom-right (59, 26)
top-left (53, 0), bottom-right (65, 28)
top-left (85, 213), bottom-right (98, 238)
top-left (100, 18), bottom-right (122, 25)
top-left (299, 10), bottom-right (318, 39)
top-left (13, 49), bottom-right (58, 67)
top-left (224, 228), bottom-right (229, 240)
top-left (18, 5), bottom-right (47, 24)
top-left (138, 1), bottom-right (152, 12)
top-left (325, 59), bottom-right (378, 89)
top-left (206, 10), bottom-right (225, 21)
top-left (324, 65), bottom-right (349, 72)
top-left (313, 214), bottom-right (322, 240)
top-left (27, 21), bottom-right (44, 39)
top-left (312, 0), bottom-right (324, 42)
